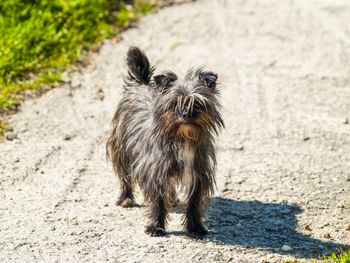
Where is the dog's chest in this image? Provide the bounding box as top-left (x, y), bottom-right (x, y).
top-left (178, 143), bottom-right (195, 184)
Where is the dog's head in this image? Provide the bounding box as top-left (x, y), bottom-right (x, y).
top-left (152, 69), bottom-right (224, 143)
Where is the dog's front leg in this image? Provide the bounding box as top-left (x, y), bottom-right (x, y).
top-left (145, 195), bottom-right (167, 236)
top-left (185, 181), bottom-right (208, 238)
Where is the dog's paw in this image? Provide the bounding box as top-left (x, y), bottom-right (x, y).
top-left (145, 226), bottom-right (166, 237)
top-left (186, 226), bottom-right (208, 239)
top-left (116, 197), bottom-right (134, 208)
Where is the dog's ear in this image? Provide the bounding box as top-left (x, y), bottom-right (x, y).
top-left (154, 71), bottom-right (177, 92)
top-left (126, 47), bottom-right (154, 85)
top-left (199, 71), bottom-right (218, 89)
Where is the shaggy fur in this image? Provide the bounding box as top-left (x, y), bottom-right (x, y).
top-left (106, 47), bottom-right (224, 238)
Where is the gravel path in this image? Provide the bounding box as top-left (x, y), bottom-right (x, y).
top-left (1, 0), bottom-right (350, 262)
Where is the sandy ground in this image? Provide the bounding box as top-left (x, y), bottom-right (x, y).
top-left (1, 0), bottom-right (350, 262)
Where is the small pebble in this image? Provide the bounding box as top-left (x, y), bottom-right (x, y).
top-left (61, 72), bottom-right (70, 82)
top-left (281, 245), bottom-right (293, 252)
top-left (97, 86), bottom-right (104, 101)
top-left (303, 137), bottom-right (310, 141)
top-left (343, 118), bottom-right (349, 124)
top-left (304, 224), bottom-right (311, 231)
top-left (6, 133), bottom-right (17, 141)
top-left (233, 145), bottom-right (244, 151)
top-left (14, 139), bottom-right (21, 144)
top-left (345, 225), bottom-right (350, 231)
top-left (98, 92), bottom-right (104, 101)
top-left (323, 233), bottom-right (331, 239)
top-left (71, 79), bottom-right (81, 88)
top-left (64, 135), bottom-right (71, 141)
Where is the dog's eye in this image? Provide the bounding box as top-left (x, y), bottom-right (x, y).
top-left (193, 101), bottom-right (203, 111)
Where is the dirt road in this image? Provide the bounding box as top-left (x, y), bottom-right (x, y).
top-left (1, 0), bottom-right (350, 262)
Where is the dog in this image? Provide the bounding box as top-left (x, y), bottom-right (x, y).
top-left (106, 47), bottom-right (224, 238)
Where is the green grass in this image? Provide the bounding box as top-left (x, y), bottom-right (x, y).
top-left (0, 121), bottom-right (8, 137)
top-left (0, 0), bottom-right (156, 109)
top-left (284, 250), bottom-right (350, 263)
top-left (318, 249), bottom-right (350, 263)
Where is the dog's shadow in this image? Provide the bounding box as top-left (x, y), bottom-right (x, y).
top-left (171, 197), bottom-right (349, 258)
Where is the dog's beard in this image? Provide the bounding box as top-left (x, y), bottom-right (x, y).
top-left (157, 109), bottom-right (216, 144)
top-left (176, 124), bottom-right (202, 141)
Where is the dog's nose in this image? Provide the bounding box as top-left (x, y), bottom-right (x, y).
top-left (182, 110), bottom-right (188, 119)
top-left (182, 109), bottom-right (192, 119)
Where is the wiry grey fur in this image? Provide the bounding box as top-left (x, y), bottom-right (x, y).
top-left (106, 47), bottom-right (224, 238)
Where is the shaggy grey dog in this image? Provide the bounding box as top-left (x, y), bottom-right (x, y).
top-left (106, 47), bottom-right (224, 238)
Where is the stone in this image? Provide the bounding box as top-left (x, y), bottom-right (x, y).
top-left (323, 233), bottom-right (331, 239)
top-left (281, 245), bottom-right (293, 252)
top-left (6, 133), bottom-right (17, 141)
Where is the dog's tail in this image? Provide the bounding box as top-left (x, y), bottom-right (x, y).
top-left (125, 47), bottom-right (154, 86)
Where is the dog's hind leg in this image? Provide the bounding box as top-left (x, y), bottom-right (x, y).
top-left (116, 174), bottom-right (135, 208)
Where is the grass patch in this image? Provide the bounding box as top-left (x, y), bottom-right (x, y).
top-left (0, 121), bottom-right (8, 137)
top-left (0, 0), bottom-right (157, 109)
top-left (317, 249), bottom-right (350, 263)
top-left (283, 249), bottom-right (350, 263)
